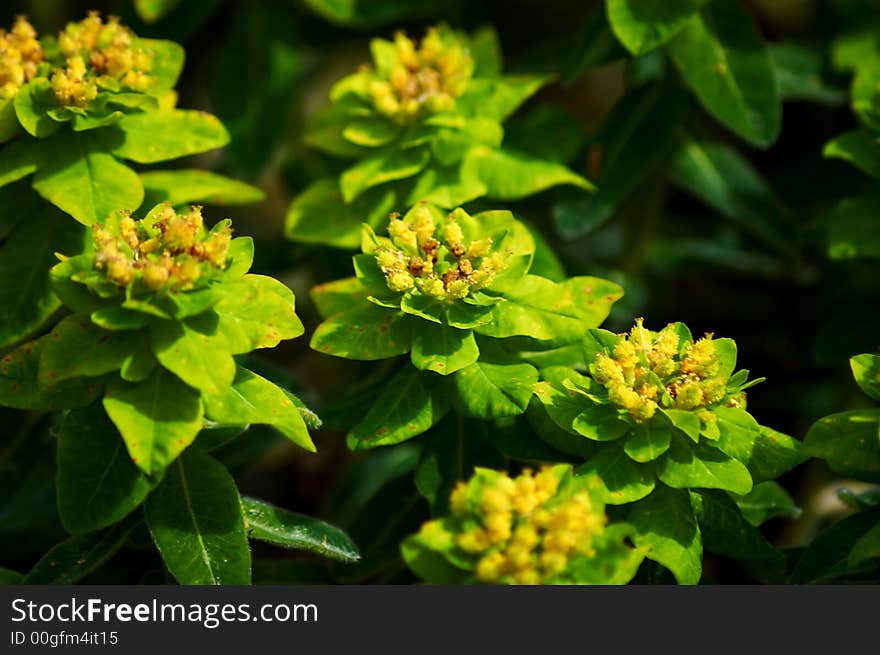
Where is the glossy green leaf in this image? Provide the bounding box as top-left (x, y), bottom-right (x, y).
top-left (213, 275), bottom-right (303, 354)
top-left (150, 314), bottom-right (236, 396)
top-left (146, 448), bottom-right (250, 585)
top-left (629, 485), bottom-right (703, 584)
top-left (456, 76), bottom-right (549, 121)
top-left (340, 147), bottom-right (430, 202)
top-left (735, 481), bottom-right (801, 526)
top-left (32, 131), bottom-right (143, 225)
top-left (576, 445), bottom-right (655, 504)
top-left (625, 422), bottom-right (672, 462)
top-left (658, 434), bottom-right (753, 495)
top-left (23, 516), bottom-right (139, 584)
top-left (851, 353), bottom-right (880, 401)
top-left (203, 366), bottom-right (315, 452)
top-left (661, 409), bottom-right (701, 442)
top-left (607, 0), bottom-right (709, 55)
top-left (242, 496), bottom-right (360, 562)
top-left (464, 147), bottom-right (593, 200)
top-left (348, 366), bottom-right (449, 450)
top-left (103, 367), bottom-right (204, 475)
top-left (57, 403), bottom-right (151, 534)
top-left (410, 324), bottom-right (478, 375)
top-left (804, 408), bottom-right (880, 481)
top-left (13, 79), bottom-right (59, 138)
top-left (38, 315), bottom-right (141, 385)
top-left (450, 360), bottom-right (537, 419)
top-left (311, 303), bottom-right (412, 360)
top-left (571, 404), bottom-right (630, 442)
top-left (103, 110), bottom-right (229, 163)
top-left (0, 206), bottom-right (85, 348)
top-left (140, 169), bottom-right (265, 207)
top-left (668, 0), bottom-right (781, 146)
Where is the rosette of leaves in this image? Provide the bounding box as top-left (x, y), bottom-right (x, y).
top-left (285, 23), bottom-right (592, 248)
top-left (531, 319), bottom-right (806, 583)
top-left (402, 464), bottom-right (646, 584)
top-left (0, 203), bottom-right (357, 584)
top-left (310, 203), bottom-right (622, 450)
top-left (0, 12), bottom-right (232, 227)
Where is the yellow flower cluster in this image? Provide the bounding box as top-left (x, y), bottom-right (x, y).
top-left (370, 27), bottom-right (473, 122)
top-left (374, 207), bottom-right (505, 300)
top-left (591, 319), bottom-right (729, 422)
top-left (0, 17), bottom-right (43, 99)
top-left (450, 467), bottom-right (607, 585)
top-left (51, 12), bottom-right (153, 107)
top-left (92, 205), bottom-right (231, 292)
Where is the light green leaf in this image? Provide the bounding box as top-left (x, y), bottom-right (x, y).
top-left (661, 409), bottom-right (702, 442)
top-left (343, 117), bottom-right (400, 147)
top-left (0, 137), bottom-right (44, 188)
top-left (629, 485), bottom-right (703, 584)
top-left (38, 315), bottom-right (141, 385)
top-left (667, 0), bottom-right (781, 146)
top-left (851, 353), bottom-right (880, 401)
top-left (103, 367), bottom-right (204, 475)
top-left (311, 303), bottom-right (412, 360)
top-left (659, 435), bottom-right (754, 495)
top-left (310, 277), bottom-right (367, 319)
top-left (32, 131), bottom-right (143, 225)
top-left (149, 314), bottom-right (236, 396)
top-left (242, 496), bottom-right (360, 562)
top-left (464, 147), bottom-right (593, 200)
top-left (410, 324), bottom-right (478, 375)
top-left (804, 408), bottom-right (880, 481)
top-left (57, 403), bottom-right (151, 534)
top-left (134, 0), bottom-right (181, 23)
top-left (576, 445), bottom-right (655, 504)
top-left (203, 366), bottom-right (315, 452)
top-left (450, 360), bottom-right (537, 419)
top-left (146, 448), bottom-right (251, 585)
top-left (624, 422), bottom-right (672, 462)
top-left (13, 79), bottom-right (59, 137)
top-left (103, 110), bottom-right (229, 163)
top-left (140, 169), bottom-right (265, 207)
top-left (348, 366), bottom-right (449, 450)
top-left (340, 147), bottom-right (430, 202)
top-left (607, 0), bottom-right (710, 55)
top-left (456, 76), bottom-right (550, 121)
top-left (571, 404), bottom-right (630, 441)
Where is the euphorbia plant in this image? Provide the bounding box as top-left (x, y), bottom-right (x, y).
top-left (285, 23), bottom-right (592, 248)
top-left (309, 202), bottom-right (621, 448)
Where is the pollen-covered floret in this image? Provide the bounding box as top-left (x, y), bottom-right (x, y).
top-left (373, 206), bottom-right (508, 302)
top-left (448, 466), bottom-right (608, 585)
top-left (51, 12), bottom-right (154, 107)
top-left (0, 17), bottom-right (43, 99)
top-left (91, 204), bottom-right (232, 292)
top-left (590, 318), bottom-right (732, 422)
top-left (368, 25), bottom-right (473, 122)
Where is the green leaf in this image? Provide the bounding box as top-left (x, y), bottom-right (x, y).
top-left (213, 274), bottom-right (303, 354)
top-left (826, 195), bottom-right (880, 259)
top-left (140, 169), bottom-right (265, 207)
top-left (146, 448), bottom-right (251, 585)
top-left (311, 303), bottom-right (412, 360)
top-left (576, 445), bottom-right (655, 504)
top-left (825, 131), bottom-right (880, 179)
top-left (851, 353), bottom-right (880, 401)
top-left (735, 481), bottom-right (801, 526)
top-left (791, 506), bottom-right (880, 583)
top-left (203, 366), bottom-right (315, 452)
top-left (850, 521), bottom-right (880, 567)
top-left (625, 422), bottom-right (672, 462)
top-left (0, 567), bottom-right (22, 584)
top-left (38, 315), bottom-right (141, 385)
top-left (13, 79), bottom-right (59, 138)
top-left (0, 97), bottom-right (20, 144)
top-left (0, 206), bottom-right (86, 348)
top-left (410, 324), bottom-right (478, 375)
top-left (667, 0), bottom-right (781, 146)
top-left (343, 117), bottom-right (400, 147)
top-left (141, 38), bottom-right (185, 92)
top-left (804, 408), bottom-right (880, 481)
top-left (853, 60), bottom-right (880, 132)
top-left (464, 147), bottom-right (593, 200)
top-left (149, 314), bottom-right (236, 396)
top-left (134, 0), bottom-right (181, 23)
top-left (32, 131), bottom-right (143, 225)
top-left (286, 178), bottom-right (400, 248)
top-left (0, 337), bottom-right (103, 411)
top-left (553, 83), bottom-right (687, 238)
top-left (103, 367), bottom-right (204, 475)
top-left (103, 110), bottom-right (229, 163)
top-left (629, 485), bottom-right (703, 584)
top-left (456, 76), bottom-right (549, 121)
top-left (745, 425), bottom-right (808, 484)
top-left (340, 147), bottom-right (430, 202)
top-left (658, 434), bottom-right (753, 495)
top-left (57, 403), bottom-right (151, 534)
top-left (23, 516), bottom-right (139, 584)
top-left (661, 409), bottom-right (701, 442)
top-left (242, 496), bottom-right (360, 563)
top-left (690, 489), bottom-right (783, 563)
top-left (770, 43), bottom-right (845, 105)
top-left (450, 360), bottom-right (537, 419)
top-left (311, 277), bottom-right (367, 319)
top-left (348, 366), bottom-right (449, 450)
top-left (572, 404), bottom-right (630, 441)
top-left (0, 136), bottom-right (44, 188)
top-left (607, 0), bottom-right (710, 55)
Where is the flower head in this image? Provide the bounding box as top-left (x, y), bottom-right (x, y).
top-left (0, 16), bottom-right (43, 99)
